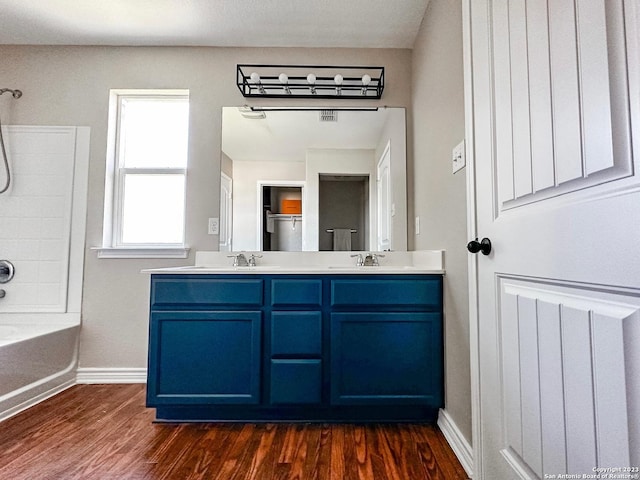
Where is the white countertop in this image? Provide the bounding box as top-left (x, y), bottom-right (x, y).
top-left (143, 250), bottom-right (445, 275)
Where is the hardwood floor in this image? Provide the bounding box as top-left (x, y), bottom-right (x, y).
top-left (0, 385), bottom-right (468, 480)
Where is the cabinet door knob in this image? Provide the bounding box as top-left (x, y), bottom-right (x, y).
top-left (467, 238), bottom-right (492, 255)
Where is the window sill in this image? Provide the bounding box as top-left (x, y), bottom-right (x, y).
top-left (92, 247), bottom-right (190, 259)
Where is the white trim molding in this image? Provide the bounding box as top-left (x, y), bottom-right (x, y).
top-left (462, 0), bottom-right (483, 477)
top-left (438, 408), bottom-right (474, 478)
top-left (76, 368), bottom-right (147, 384)
top-left (92, 247), bottom-right (190, 259)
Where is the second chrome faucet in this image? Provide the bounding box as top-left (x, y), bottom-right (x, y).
top-left (350, 253), bottom-right (386, 267)
top-left (227, 253), bottom-right (262, 267)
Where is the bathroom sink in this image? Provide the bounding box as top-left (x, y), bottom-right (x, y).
top-left (328, 265), bottom-right (420, 271)
top-left (173, 265), bottom-right (282, 271)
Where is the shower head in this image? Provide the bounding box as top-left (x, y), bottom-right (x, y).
top-left (0, 88), bottom-right (22, 99)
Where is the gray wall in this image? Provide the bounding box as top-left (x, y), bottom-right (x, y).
top-left (0, 45), bottom-right (412, 370)
top-left (412, 0), bottom-right (471, 442)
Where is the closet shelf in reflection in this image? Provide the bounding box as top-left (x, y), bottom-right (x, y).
top-left (266, 212), bottom-right (302, 233)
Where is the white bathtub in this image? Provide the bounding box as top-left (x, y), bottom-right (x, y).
top-left (0, 322), bottom-right (79, 422)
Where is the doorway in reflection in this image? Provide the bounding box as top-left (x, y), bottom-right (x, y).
top-left (262, 185), bottom-right (303, 251)
top-left (319, 175), bottom-right (369, 251)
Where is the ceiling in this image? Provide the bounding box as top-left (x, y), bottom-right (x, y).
top-left (0, 0), bottom-right (429, 48)
top-left (222, 108), bottom-right (398, 163)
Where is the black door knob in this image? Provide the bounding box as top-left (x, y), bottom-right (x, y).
top-left (467, 238), bottom-right (492, 255)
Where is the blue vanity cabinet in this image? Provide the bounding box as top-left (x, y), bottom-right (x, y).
top-left (146, 273), bottom-right (443, 422)
top-left (146, 276), bottom-right (263, 408)
top-left (330, 277), bottom-right (443, 408)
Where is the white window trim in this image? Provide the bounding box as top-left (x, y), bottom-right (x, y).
top-left (99, 89), bottom-right (190, 259)
top-left (92, 246), bottom-right (189, 259)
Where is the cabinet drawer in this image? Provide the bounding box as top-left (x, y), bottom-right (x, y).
top-left (151, 277), bottom-right (263, 307)
top-left (271, 312), bottom-right (322, 356)
top-left (271, 279), bottom-right (322, 307)
top-left (331, 278), bottom-right (442, 308)
top-left (270, 359), bottom-right (322, 405)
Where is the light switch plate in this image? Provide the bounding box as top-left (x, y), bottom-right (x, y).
top-left (208, 217), bottom-right (219, 235)
top-left (452, 140), bottom-right (465, 174)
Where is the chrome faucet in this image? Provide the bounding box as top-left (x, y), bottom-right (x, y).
top-left (227, 253), bottom-right (249, 267)
top-left (248, 254), bottom-right (263, 267)
top-left (364, 253), bottom-right (385, 266)
top-left (350, 253), bottom-right (364, 267)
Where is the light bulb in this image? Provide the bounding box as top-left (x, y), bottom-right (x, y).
top-left (307, 73), bottom-right (317, 95)
top-left (334, 74), bottom-right (343, 85)
top-left (250, 72), bottom-right (260, 83)
top-left (279, 73), bottom-right (288, 84)
top-left (362, 74), bottom-right (371, 85)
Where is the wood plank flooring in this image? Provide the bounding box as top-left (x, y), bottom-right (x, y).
top-left (0, 385), bottom-right (468, 480)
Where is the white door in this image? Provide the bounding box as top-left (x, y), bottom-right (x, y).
top-left (465, 1), bottom-right (639, 479)
top-left (377, 141), bottom-right (391, 251)
top-left (219, 172), bottom-right (232, 252)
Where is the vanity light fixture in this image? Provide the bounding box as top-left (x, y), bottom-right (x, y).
top-left (236, 64), bottom-right (384, 99)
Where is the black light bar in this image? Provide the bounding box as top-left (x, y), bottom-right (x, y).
top-left (236, 64), bottom-right (385, 100)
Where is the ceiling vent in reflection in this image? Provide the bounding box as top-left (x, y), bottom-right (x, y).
top-left (319, 110), bottom-right (338, 122)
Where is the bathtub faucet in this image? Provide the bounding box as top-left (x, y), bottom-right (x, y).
top-left (0, 260), bottom-right (15, 283)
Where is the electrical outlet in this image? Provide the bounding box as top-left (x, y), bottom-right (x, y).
top-left (452, 140), bottom-right (466, 174)
top-left (415, 216), bottom-right (420, 235)
top-left (208, 217), bottom-right (219, 235)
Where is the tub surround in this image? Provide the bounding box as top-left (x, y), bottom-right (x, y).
top-left (145, 251), bottom-right (444, 423)
top-left (144, 249), bottom-right (444, 275)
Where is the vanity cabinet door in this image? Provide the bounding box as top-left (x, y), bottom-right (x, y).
top-left (147, 311), bottom-right (262, 405)
top-left (330, 312), bottom-right (442, 406)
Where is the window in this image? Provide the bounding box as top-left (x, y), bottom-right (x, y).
top-left (99, 90), bottom-right (190, 258)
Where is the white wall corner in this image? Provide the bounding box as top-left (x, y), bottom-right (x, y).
top-left (76, 368), bottom-right (147, 384)
top-left (438, 408), bottom-right (474, 478)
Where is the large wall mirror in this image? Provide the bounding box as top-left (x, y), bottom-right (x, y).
top-left (220, 107), bottom-right (407, 252)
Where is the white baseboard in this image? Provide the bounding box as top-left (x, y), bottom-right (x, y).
top-left (76, 367), bottom-right (147, 384)
top-left (438, 408), bottom-right (474, 478)
top-left (0, 378), bottom-right (76, 423)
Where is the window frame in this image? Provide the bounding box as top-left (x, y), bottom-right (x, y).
top-left (98, 89), bottom-right (190, 259)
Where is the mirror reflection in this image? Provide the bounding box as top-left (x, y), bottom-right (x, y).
top-left (220, 107), bottom-right (407, 252)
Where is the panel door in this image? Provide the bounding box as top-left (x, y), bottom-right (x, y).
top-left (466, 1), bottom-right (639, 478)
top-left (147, 311), bottom-right (262, 405)
top-left (330, 312), bottom-right (442, 406)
